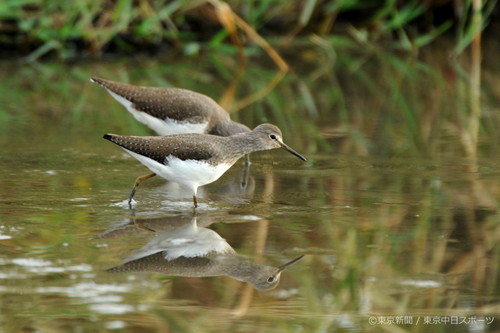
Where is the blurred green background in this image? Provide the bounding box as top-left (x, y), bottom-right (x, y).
top-left (0, 0), bottom-right (497, 60)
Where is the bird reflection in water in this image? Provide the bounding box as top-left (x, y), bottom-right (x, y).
top-left (101, 214), bottom-right (303, 290)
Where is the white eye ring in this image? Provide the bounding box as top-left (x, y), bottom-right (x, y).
top-left (269, 134), bottom-right (277, 140)
top-left (267, 276), bottom-right (275, 283)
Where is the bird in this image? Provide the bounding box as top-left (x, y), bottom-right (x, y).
top-left (103, 123), bottom-right (307, 208)
top-left (106, 214), bottom-right (304, 290)
top-left (90, 76), bottom-right (250, 137)
top-left (91, 76), bottom-right (252, 192)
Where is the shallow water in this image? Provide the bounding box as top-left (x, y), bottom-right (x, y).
top-left (0, 44), bottom-right (499, 332)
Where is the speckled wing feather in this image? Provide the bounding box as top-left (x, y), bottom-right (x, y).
top-left (103, 134), bottom-right (218, 164)
top-left (107, 252), bottom-right (218, 276)
top-left (91, 77), bottom-right (228, 123)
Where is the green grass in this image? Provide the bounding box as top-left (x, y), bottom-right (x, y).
top-left (0, 0), bottom-right (497, 60)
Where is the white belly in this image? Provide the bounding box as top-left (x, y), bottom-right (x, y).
top-left (125, 150), bottom-right (232, 194)
top-left (123, 222), bottom-right (233, 264)
top-left (107, 89), bottom-right (209, 135)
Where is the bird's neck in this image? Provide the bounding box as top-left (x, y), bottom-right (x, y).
top-left (220, 256), bottom-right (263, 283)
top-left (214, 120), bottom-right (251, 137)
top-left (228, 132), bottom-right (266, 156)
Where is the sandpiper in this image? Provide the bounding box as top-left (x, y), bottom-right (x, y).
top-left (90, 76), bottom-right (250, 137)
top-left (104, 123), bottom-right (306, 207)
top-left (91, 76), bottom-right (252, 190)
top-left (106, 214), bottom-right (304, 290)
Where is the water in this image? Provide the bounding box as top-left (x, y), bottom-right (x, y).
top-left (0, 45), bottom-right (499, 332)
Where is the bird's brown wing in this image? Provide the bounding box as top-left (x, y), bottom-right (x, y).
top-left (103, 133), bottom-right (220, 164)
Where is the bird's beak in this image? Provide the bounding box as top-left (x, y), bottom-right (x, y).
top-left (277, 255), bottom-right (305, 273)
top-left (278, 141), bottom-right (307, 161)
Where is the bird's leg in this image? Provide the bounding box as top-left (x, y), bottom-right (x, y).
top-left (128, 173), bottom-right (156, 208)
top-left (192, 195), bottom-right (198, 208)
top-left (240, 159), bottom-right (251, 189)
top-left (244, 154), bottom-right (251, 166)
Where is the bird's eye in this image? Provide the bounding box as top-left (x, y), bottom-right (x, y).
top-left (267, 276), bottom-right (275, 283)
top-left (269, 134), bottom-right (277, 140)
